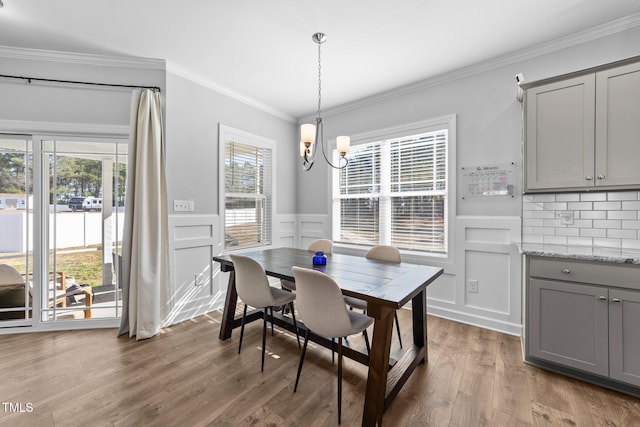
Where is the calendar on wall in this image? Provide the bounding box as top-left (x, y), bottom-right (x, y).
top-left (460, 163), bottom-right (516, 199)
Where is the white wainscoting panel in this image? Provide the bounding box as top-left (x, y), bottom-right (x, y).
top-left (428, 216), bottom-right (522, 335)
top-left (298, 214), bottom-right (331, 249)
top-left (274, 214), bottom-right (297, 248)
top-left (166, 214), bottom-right (222, 326)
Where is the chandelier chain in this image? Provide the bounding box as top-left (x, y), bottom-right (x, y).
top-left (317, 40), bottom-right (322, 119)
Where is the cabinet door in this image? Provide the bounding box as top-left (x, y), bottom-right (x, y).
top-left (529, 278), bottom-right (608, 375)
top-left (595, 62), bottom-right (640, 187)
top-left (525, 75), bottom-right (595, 191)
top-left (609, 289), bottom-right (640, 386)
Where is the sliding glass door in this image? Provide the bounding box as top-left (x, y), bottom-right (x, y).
top-left (0, 134), bottom-right (126, 329)
top-left (38, 136), bottom-right (127, 322)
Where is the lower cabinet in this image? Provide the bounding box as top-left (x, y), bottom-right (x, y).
top-left (526, 256), bottom-right (640, 388)
top-left (609, 288), bottom-right (640, 386)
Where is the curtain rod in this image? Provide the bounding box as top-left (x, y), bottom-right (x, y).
top-left (0, 74), bottom-right (161, 92)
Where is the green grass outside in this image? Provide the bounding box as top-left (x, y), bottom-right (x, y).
top-left (3, 246), bottom-right (107, 286)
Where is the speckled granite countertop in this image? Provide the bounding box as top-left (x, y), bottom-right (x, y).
top-left (517, 242), bottom-right (640, 264)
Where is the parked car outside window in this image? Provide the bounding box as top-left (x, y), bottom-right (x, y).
top-left (68, 197), bottom-right (85, 211)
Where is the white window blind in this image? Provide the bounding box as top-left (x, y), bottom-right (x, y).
top-left (224, 140), bottom-right (272, 249)
top-left (334, 128), bottom-right (448, 255)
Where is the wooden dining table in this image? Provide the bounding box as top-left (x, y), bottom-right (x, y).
top-left (213, 247), bottom-right (443, 426)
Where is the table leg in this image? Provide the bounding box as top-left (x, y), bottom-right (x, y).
top-left (362, 304), bottom-right (395, 426)
top-left (412, 289), bottom-right (427, 361)
top-left (219, 270), bottom-right (236, 340)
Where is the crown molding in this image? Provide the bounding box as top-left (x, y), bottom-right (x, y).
top-left (308, 12), bottom-right (640, 122)
top-left (0, 45), bottom-right (165, 70)
top-left (166, 61), bottom-right (296, 124)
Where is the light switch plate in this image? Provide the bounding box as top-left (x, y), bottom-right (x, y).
top-left (174, 200), bottom-right (194, 212)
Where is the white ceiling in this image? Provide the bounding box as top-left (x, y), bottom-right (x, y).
top-left (1, 1), bottom-right (640, 120)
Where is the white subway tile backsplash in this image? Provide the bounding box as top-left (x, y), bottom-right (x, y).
top-left (594, 238), bottom-right (622, 248)
top-left (621, 220), bottom-right (640, 229)
top-left (543, 219), bottom-right (562, 227)
top-left (543, 235), bottom-right (567, 245)
top-left (607, 191), bottom-right (638, 201)
top-left (555, 194), bottom-right (580, 202)
top-left (522, 191), bottom-right (640, 248)
top-left (531, 210), bottom-right (556, 219)
top-left (569, 219), bottom-right (593, 228)
top-left (593, 219), bottom-right (622, 229)
top-left (607, 229), bottom-right (637, 239)
top-left (568, 237), bottom-right (593, 246)
top-left (568, 202), bottom-right (593, 210)
top-left (529, 194), bottom-right (556, 202)
top-left (593, 201), bottom-right (621, 211)
top-left (579, 211), bottom-right (606, 220)
top-left (556, 228), bottom-right (580, 237)
top-left (580, 228), bottom-right (607, 238)
top-left (622, 201), bottom-right (640, 210)
top-left (622, 239), bottom-right (640, 249)
top-left (580, 193), bottom-right (607, 201)
top-left (522, 202), bottom-right (543, 211)
top-left (608, 211), bottom-right (637, 220)
top-left (543, 202), bottom-right (567, 210)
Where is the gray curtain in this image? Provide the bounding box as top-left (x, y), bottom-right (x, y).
top-left (118, 89), bottom-right (169, 340)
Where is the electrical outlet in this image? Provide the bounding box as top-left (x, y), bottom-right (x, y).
top-left (467, 279), bottom-right (478, 293)
top-left (557, 211), bottom-right (574, 225)
top-left (173, 200), bottom-right (194, 212)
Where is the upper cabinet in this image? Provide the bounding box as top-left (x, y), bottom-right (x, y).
top-left (524, 59), bottom-right (640, 193)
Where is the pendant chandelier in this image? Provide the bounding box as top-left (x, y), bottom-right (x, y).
top-left (300, 32), bottom-right (350, 171)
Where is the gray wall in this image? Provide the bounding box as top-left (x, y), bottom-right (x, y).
top-left (0, 54), bottom-right (165, 126)
top-left (296, 25), bottom-right (640, 217)
top-left (164, 72), bottom-right (298, 216)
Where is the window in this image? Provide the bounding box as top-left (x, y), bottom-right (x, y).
top-left (332, 116), bottom-right (455, 257)
top-left (220, 125), bottom-right (273, 250)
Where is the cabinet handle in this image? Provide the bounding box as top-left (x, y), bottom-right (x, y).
top-left (585, 176), bottom-right (593, 181)
top-left (612, 298), bottom-right (621, 303)
top-left (562, 268), bottom-right (571, 274)
top-left (597, 174), bottom-right (606, 180)
top-left (598, 296), bottom-right (607, 301)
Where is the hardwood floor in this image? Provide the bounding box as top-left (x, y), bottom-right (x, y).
top-left (1, 310), bottom-right (639, 426)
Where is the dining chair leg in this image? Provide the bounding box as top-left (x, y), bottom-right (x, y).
top-left (338, 337), bottom-right (343, 424)
top-left (238, 303), bottom-right (248, 354)
top-left (289, 301), bottom-right (301, 348)
top-left (262, 307), bottom-right (268, 372)
top-left (294, 329), bottom-right (310, 392)
top-left (363, 328), bottom-right (371, 355)
top-left (395, 311), bottom-right (403, 348)
top-left (331, 338), bottom-right (335, 364)
top-left (269, 306), bottom-right (275, 336)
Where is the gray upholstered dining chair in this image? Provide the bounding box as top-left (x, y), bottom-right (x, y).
top-left (230, 254), bottom-right (300, 372)
top-left (281, 239), bottom-right (333, 292)
top-left (292, 266), bottom-right (373, 424)
top-left (343, 245), bottom-right (403, 348)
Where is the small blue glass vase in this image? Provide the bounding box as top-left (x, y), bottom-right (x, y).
top-left (312, 251), bottom-right (327, 265)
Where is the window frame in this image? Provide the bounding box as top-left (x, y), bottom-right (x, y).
top-left (218, 124), bottom-right (276, 252)
top-left (330, 115), bottom-right (456, 265)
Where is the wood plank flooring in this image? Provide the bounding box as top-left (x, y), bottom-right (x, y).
top-left (1, 310), bottom-right (639, 426)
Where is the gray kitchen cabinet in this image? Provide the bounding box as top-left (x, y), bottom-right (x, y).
top-left (609, 288), bottom-right (640, 387)
top-left (525, 75), bottom-right (595, 191)
top-left (595, 61), bottom-right (640, 187)
top-left (529, 277), bottom-right (609, 376)
top-left (526, 256), bottom-right (640, 389)
top-left (524, 57), bottom-right (640, 192)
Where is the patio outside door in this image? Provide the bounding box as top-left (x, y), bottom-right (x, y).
top-left (0, 134), bottom-right (126, 329)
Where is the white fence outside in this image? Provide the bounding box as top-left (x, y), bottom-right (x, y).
top-left (0, 211), bottom-right (125, 253)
